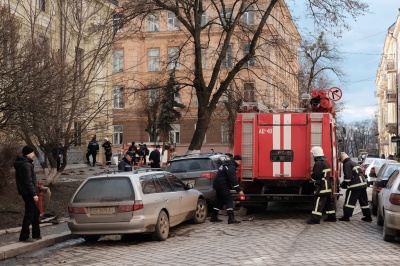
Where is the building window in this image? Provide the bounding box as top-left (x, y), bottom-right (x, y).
top-left (148, 88), bottom-right (160, 105)
top-left (220, 7), bottom-right (232, 27)
top-left (113, 49), bottom-right (124, 72)
top-left (220, 84), bottom-right (231, 103)
top-left (168, 12), bottom-right (179, 31)
top-left (112, 86), bottom-right (124, 109)
top-left (113, 125), bottom-right (123, 145)
top-left (168, 47), bottom-right (180, 70)
top-left (242, 5), bottom-right (254, 25)
top-left (148, 13), bottom-right (159, 32)
top-left (244, 82), bottom-right (255, 102)
top-left (75, 47), bottom-right (84, 80)
top-left (174, 85), bottom-right (181, 103)
top-left (243, 43), bottom-right (254, 67)
top-left (222, 44), bottom-right (232, 68)
top-left (148, 48), bottom-right (159, 71)
top-left (201, 47), bottom-right (206, 69)
top-left (221, 123), bottom-right (229, 144)
top-left (201, 12), bottom-right (206, 27)
top-left (38, 0), bottom-right (45, 12)
top-left (113, 13), bottom-right (124, 33)
top-left (170, 124), bottom-right (180, 144)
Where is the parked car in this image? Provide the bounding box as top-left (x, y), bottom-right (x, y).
top-left (67, 170), bottom-right (207, 242)
top-left (165, 152), bottom-right (232, 205)
top-left (376, 169), bottom-right (400, 241)
top-left (360, 157), bottom-right (380, 175)
top-left (371, 162), bottom-right (400, 215)
top-left (365, 159), bottom-right (397, 186)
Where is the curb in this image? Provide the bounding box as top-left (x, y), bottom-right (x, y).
top-left (0, 232), bottom-right (80, 261)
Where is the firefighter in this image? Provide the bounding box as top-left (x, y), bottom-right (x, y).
top-left (211, 155), bottom-right (244, 224)
top-left (338, 152), bottom-right (372, 222)
top-left (306, 146), bottom-right (337, 224)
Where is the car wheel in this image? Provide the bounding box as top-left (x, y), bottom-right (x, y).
top-left (383, 222), bottom-right (396, 242)
top-left (192, 199), bottom-right (207, 224)
top-left (82, 235), bottom-right (101, 242)
top-left (152, 210), bottom-right (169, 241)
top-left (377, 206), bottom-right (384, 226)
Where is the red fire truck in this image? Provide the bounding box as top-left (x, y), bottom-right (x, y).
top-left (233, 90), bottom-right (341, 207)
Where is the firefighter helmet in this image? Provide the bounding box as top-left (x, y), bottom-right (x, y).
top-left (339, 152), bottom-right (349, 162)
top-left (310, 146), bottom-right (324, 157)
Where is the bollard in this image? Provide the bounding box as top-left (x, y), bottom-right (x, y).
top-left (37, 180), bottom-right (43, 214)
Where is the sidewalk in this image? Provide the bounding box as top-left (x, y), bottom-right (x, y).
top-left (0, 220), bottom-right (79, 260)
top-left (0, 163), bottom-right (103, 261)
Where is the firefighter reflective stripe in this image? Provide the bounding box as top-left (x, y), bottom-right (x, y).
top-left (326, 210), bottom-right (336, 214)
top-left (312, 197), bottom-right (322, 216)
top-left (322, 169), bottom-right (331, 177)
top-left (361, 205), bottom-right (370, 209)
top-left (345, 190), bottom-right (356, 208)
top-left (272, 114), bottom-right (291, 177)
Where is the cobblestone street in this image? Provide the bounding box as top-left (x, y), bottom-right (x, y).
top-left (3, 193), bottom-right (400, 266)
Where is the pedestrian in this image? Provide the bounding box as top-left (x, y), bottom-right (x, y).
top-left (169, 147), bottom-right (178, 160)
top-left (118, 151), bottom-right (134, 171)
top-left (14, 146), bottom-right (41, 242)
top-left (142, 144), bottom-right (149, 165)
top-left (381, 154), bottom-right (385, 159)
top-left (51, 143), bottom-right (63, 170)
top-left (102, 138), bottom-right (113, 166)
top-left (339, 152), bottom-right (372, 222)
top-left (211, 154), bottom-right (245, 224)
top-left (149, 145), bottom-right (161, 168)
top-left (86, 135), bottom-right (99, 166)
top-left (306, 146), bottom-right (336, 224)
top-left (388, 154), bottom-right (395, 160)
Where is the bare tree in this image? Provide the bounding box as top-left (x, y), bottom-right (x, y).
top-left (1, 1), bottom-right (117, 184)
top-left (119, 0), bottom-right (368, 153)
top-left (298, 32), bottom-right (345, 94)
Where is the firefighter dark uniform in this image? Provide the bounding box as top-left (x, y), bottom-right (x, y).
top-left (307, 147), bottom-right (336, 224)
top-left (102, 138), bottom-right (113, 166)
top-left (211, 155), bottom-right (244, 224)
top-left (339, 153), bottom-right (372, 222)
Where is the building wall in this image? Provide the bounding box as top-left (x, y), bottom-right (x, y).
top-left (112, 0), bottom-right (301, 154)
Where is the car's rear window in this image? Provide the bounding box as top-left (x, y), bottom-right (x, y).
top-left (73, 177), bottom-right (134, 203)
top-left (166, 159), bottom-right (214, 173)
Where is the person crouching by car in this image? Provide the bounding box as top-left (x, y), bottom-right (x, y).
top-left (118, 151), bottom-right (134, 172)
top-left (211, 155), bottom-right (244, 224)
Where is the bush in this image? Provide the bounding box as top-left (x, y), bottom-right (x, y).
top-left (0, 144), bottom-right (20, 191)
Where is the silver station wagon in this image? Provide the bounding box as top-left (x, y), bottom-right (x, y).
top-left (67, 170), bottom-right (207, 241)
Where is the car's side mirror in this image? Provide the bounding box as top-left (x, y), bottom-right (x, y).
top-left (375, 180), bottom-right (385, 187)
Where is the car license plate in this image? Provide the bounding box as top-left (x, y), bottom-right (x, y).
top-left (90, 207), bottom-right (115, 215)
top-left (183, 180), bottom-right (195, 186)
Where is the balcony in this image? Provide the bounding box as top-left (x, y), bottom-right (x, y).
top-left (386, 91), bottom-right (397, 103)
top-left (386, 123), bottom-right (398, 134)
top-left (386, 60), bottom-right (396, 73)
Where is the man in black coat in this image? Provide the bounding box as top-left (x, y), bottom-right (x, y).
top-left (14, 146), bottom-right (41, 242)
top-left (86, 136), bottom-right (99, 166)
top-left (211, 155), bottom-right (244, 224)
top-left (118, 151), bottom-right (134, 172)
top-left (149, 145), bottom-right (161, 168)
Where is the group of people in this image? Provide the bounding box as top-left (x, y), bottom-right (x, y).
top-left (306, 146), bottom-right (372, 224)
top-left (118, 143), bottom-right (161, 171)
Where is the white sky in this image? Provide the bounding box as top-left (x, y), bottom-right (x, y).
top-left (287, 0), bottom-right (399, 124)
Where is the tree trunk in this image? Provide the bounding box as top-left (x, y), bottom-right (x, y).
top-left (188, 107), bottom-right (212, 153)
